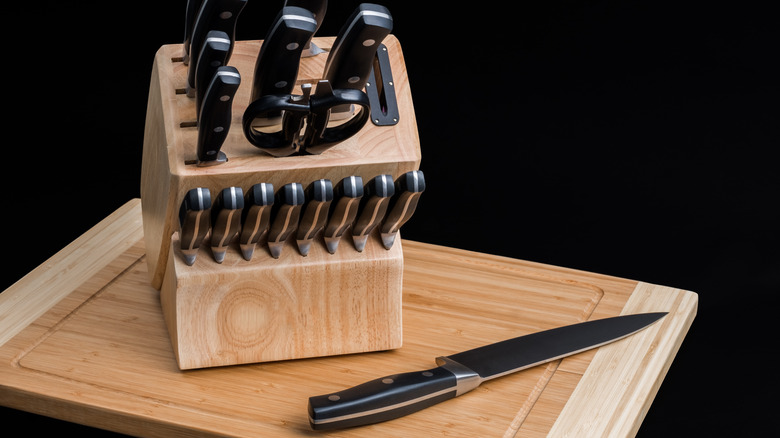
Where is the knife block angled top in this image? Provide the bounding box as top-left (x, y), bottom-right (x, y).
top-left (140, 35), bottom-right (421, 370)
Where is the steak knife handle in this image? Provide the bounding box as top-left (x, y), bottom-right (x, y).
top-left (308, 366), bottom-right (458, 430)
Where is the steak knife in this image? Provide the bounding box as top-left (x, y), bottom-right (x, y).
top-left (267, 182), bottom-right (306, 258)
top-left (322, 175), bottom-right (363, 254)
top-left (309, 312), bottom-right (667, 430)
top-left (239, 182), bottom-right (275, 261)
top-left (196, 66), bottom-right (240, 166)
top-left (210, 186), bottom-right (244, 263)
top-left (380, 170), bottom-right (425, 249)
top-left (284, 0), bottom-right (328, 56)
top-left (296, 179), bottom-right (334, 256)
top-left (351, 174), bottom-right (394, 252)
top-left (194, 30), bottom-right (232, 117)
top-left (178, 187), bottom-right (212, 265)
top-left (186, 0), bottom-right (247, 97)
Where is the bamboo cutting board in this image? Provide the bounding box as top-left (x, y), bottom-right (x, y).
top-left (0, 199), bottom-right (696, 437)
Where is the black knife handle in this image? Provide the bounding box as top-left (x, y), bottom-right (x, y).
top-left (323, 176), bottom-right (363, 253)
top-left (322, 3), bottom-right (393, 91)
top-left (380, 170), bottom-right (425, 248)
top-left (267, 183), bottom-right (306, 258)
top-left (183, 0), bottom-right (206, 64)
top-left (296, 179), bottom-right (334, 255)
top-left (197, 66), bottom-right (240, 165)
top-left (250, 6), bottom-right (317, 103)
top-left (178, 187), bottom-right (212, 265)
top-left (308, 366), bottom-right (457, 430)
top-left (187, 0), bottom-right (247, 96)
top-left (194, 30), bottom-right (232, 116)
top-left (284, 0), bottom-right (327, 34)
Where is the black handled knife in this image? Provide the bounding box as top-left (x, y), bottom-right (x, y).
top-left (267, 182), bottom-right (306, 258)
top-left (351, 174), bottom-right (394, 252)
top-left (210, 186), bottom-right (244, 263)
top-left (322, 175), bottom-right (363, 254)
top-left (309, 312), bottom-right (668, 430)
top-left (178, 187), bottom-right (212, 266)
top-left (239, 183), bottom-right (275, 261)
top-left (182, 0), bottom-right (205, 64)
top-left (380, 170), bottom-right (425, 249)
top-left (284, 0), bottom-right (328, 56)
top-left (296, 179), bottom-right (334, 256)
top-left (196, 66), bottom-right (240, 166)
top-left (194, 30), bottom-right (232, 117)
top-left (186, 0), bottom-right (247, 97)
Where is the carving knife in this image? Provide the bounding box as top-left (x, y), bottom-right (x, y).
top-left (309, 312), bottom-right (668, 430)
top-left (322, 175), bottom-right (363, 254)
top-left (283, 0), bottom-right (328, 56)
top-left (196, 66), bottom-right (240, 166)
top-left (210, 186), bottom-right (244, 263)
top-left (267, 182), bottom-right (306, 259)
top-left (182, 0), bottom-right (205, 64)
top-left (321, 3), bottom-right (393, 116)
top-left (186, 0), bottom-right (247, 97)
top-left (194, 30), bottom-right (232, 117)
top-left (178, 187), bottom-right (212, 266)
top-left (351, 174), bottom-right (394, 252)
top-left (380, 170), bottom-right (425, 249)
top-left (239, 183), bottom-right (275, 261)
top-left (296, 179), bottom-right (334, 256)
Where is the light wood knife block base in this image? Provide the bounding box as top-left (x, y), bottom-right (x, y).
top-left (140, 35), bottom-right (420, 369)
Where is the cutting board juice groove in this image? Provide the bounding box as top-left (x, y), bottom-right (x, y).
top-left (140, 36), bottom-right (421, 369)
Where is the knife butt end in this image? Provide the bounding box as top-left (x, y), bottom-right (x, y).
top-left (324, 237), bottom-right (340, 254)
top-left (351, 235), bottom-right (369, 252)
top-left (380, 232), bottom-right (397, 250)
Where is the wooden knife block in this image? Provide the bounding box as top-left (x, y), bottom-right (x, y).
top-left (140, 35), bottom-right (421, 370)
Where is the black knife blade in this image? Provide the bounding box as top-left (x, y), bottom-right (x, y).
top-left (182, 0), bottom-right (205, 64)
top-left (284, 0), bottom-right (328, 56)
top-left (186, 0), bottom-right (247, 97)
top-left (267, 182), bottom-right (306, 259)
top-left (296, 179), bottom-right (334, 256)
top-left (308, 312), bottom-right (668, 430)
top-left (239, 182), bottom-right (275, 261)
top-left (210, 186), bottom-right (244, 263)
top-left (194, 30), bottom-right (232, 117)
top-left (196, 66), bottom-right (240, 166)
top-left (178, 187), bottom-right (212, 266)
top-left (322, 175), bottom-right (363, 254)
top-left (379, 170), bottom-right (425, 249)
top-left (351, 174), bottom-right (394, 252)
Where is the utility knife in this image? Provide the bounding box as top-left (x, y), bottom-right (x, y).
top-left (239, 182), bottom-right (275, 261)
top-left (267, 182), bottom-right (306, 258)
top-left (196, 66), bottom-right (240, 166)
top-left (210, 186), bottom-right (244, 263)
top-left (178, 187), bottom-right (212, 266)
top-left (322, 175), bottom-right (363, 254)
top-left (308, 312), bottom-right (667, 430)
top-left (351, 174), bottom-right (394, 252)
top-left (194, 30), bottom-right (232, 117)
top-left (284, 0), bottom-right (328, 56)
top-left (380, 170), bottom-right (425, 249)
top-left (296, 179), bottom-right (334, 256)
top-left (186, 0), bottom-right (247, 97)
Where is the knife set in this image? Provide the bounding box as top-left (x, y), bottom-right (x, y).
top-left (140, 1), bottom-right (422, 369)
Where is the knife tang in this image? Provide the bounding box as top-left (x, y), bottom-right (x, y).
top-left (196, 66), bottom-right (240, 166)
top-left (267, 182), bottom-right (306, 258)
top-left (194, 30), bottom-right (232, 117)
top-left (250, 6), bottom-right (317, 104)
top-left (187, 0), bottom-right (247, 97)
top-left (380, 170), bottom-right (425, 249)
top-left (210, 186), bottom-right (244, 263)
top-left (322, 176), bottom-right (363, 254)
top-left (296, 179), bottom-right (334, 256)
top-left (239, 183), bottom-right (275, 261)
top-left (351, 174), bottom-right (394, 252)
top-left (182, 0), bottom-right (205, 64)
top-left (178, 187), bottom-right (212, 266)
top-left (322, 3), bottom-right (393, 92)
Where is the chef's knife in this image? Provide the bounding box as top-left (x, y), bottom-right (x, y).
top-left (321, 3), bottom-right (392, 116)
top-left (178, 187), bottom-right (212, 266)
top-left (196, 66), bottom-right (240, 166)
top-left (309, 312), bottom-right (667, 430)
top-left (296, 179), bottom-right (334, 256)
top-left (379, 170), bottom-right (425, 249)
top-left (194, 30), bottom-right (232, 117)
top-left (210, 186), bottom-right (244, 263)
top-left (351, 174), bottom-right (394, 252)
top-left (322, 175), bottom-right (363, 254)
top-left (239, 182), bottom-right (275, 261)
top-left (267, 182), bottom-right (305, 258)
top-left (284, 0), bottom-right (328, 56)
top-left (186, 0), bottom-right (247, 97)
top-left (182, 0), bottom-right (205, 64)
top-left (250, 6), bottom-right (317, 106)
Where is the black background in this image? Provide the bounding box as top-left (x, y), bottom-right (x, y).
top-left (2, 1), bottom-right (777, 436)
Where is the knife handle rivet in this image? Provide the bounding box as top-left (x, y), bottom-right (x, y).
top-left (381, 378), bottom-right (394, 384)
top-left (328, 395), bottom-right (341, 401)
top-left (286, 42), bottom-right (300, 51)
top-left (422, 371), bottom-right (433, 377)
top-left (362, 39), bottom-right (376, 47)
top-left (219, 11), bottom-right (233, 20)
